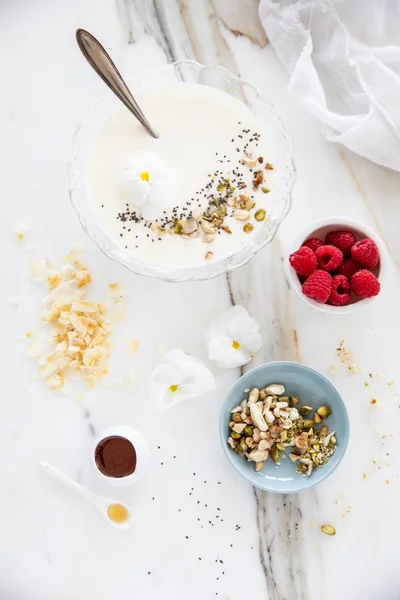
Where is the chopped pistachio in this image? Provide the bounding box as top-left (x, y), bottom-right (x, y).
top-left (280, 430), bottom-right (288, 442)
top-left (313, 412), bottom-right (322, 424)
top-left (174, 222), bottom-right (182, 234)
top-left (243, 223), bottom-right (254, 234)
top-left (261, 187), bottom-right (270, 194)
top-left (270, 445), bottom-right (280, 463)
top-left (255, 209), bottom-right (266, 221)
top-left (317, 405), bottom-right (332, 419)
top-left (319, 425), bottom-right (329, 438)
top-left (321, 525), bottom-right (336, 536)
top-left (300, 405), bottom-right (313, 416)
top-left (239, 437), bottom-right (248, 453)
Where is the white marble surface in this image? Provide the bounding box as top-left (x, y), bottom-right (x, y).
top-left (1, 1), bottom-right (400, 599)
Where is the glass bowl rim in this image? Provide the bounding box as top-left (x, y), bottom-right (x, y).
top-left (68, 59), bottom-right (296, 282)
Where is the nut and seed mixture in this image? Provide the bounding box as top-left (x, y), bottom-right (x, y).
top-left (115, 124), bottom-right (273, 260)
top-left (227, 384), bottom-right (337, 476)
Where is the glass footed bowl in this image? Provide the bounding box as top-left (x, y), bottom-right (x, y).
top-left (68, 60), bottom-right (296, 282)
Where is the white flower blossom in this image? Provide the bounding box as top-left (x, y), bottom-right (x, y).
top-left (205, 305), bottom-right (262, 369)
top-left (148, 349), bottom-right (216, 411)
top-left (119, 151), bottom-right (177, 220)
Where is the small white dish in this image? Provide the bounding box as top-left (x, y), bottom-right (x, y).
top-left (40, 461), bottom-right (133, 529)
top-left (287, 216), bottom-right (387, 314)
top-left (93, 425), bottom-right (150, 487)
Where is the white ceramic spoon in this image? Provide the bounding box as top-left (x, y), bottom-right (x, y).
top-left (40, 461), bottom-right (133, 529)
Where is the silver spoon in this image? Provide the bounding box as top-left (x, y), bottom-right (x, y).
top-left (76, 28), bottom-right (159, 139)
top-left (40, 460), bottom-right (134, 529)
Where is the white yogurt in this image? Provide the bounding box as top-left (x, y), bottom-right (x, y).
top-left (89, 83), bottom-right (275, 268)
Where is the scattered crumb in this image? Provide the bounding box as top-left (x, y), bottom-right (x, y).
top-left (108, 283), bottom-right (123, 298)
top-left (157, 345), bottom-right (165, 356)
top-left (364, 382), bottom-right (369, 387)
top-left (363, 473), bottom-right (367, 479)
top-left (128, 339), bottom-right (140, 354)
top-left (14, 222), bottom-right (28, 240)
top-left (386, 479), bottom-right (389, 484)
top-left (329, 365), bottom-right (337, 373)
top-left (370, 398), bottom-right (377, 405)
top-left (388, 381), bottom-right (394, 387)
top-left (337, 340), bottom-right (353, 362)
top-left (76, 394), bottom-right (84, 402)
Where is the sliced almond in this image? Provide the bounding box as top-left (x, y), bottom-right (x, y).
top-left (247, 448), bottom-right (269, 462)
top-left (232, 209), bottom-right (250, 221)
top-left (200, 220), bottom-right (217, 234)
top-left (249, 388), bottom-right (259, 404)
top-left (265, 384), bottom-right (285, 395)
top-left (232, 423), bottom-right (246, 434)
top-left (250, 403), bottom-right (268, 432)
top-left (241, 156), bottom-right (257, 168)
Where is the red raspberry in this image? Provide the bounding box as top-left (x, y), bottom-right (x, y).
top-left (289, 246), bottom-right (317, 277)
top-left (328, 275), bottom-right (351, 306)
top-left (351, 270), bottom-right (380, 298)
top-left (315, 245), bottom-right (343, 271)
top-left (325, 230), bottom-right (356, 254)
top-left (303, 237), bottom-right (323, 252)
top-left (302, 271), bottom-right (332, 303)
top-left (337, 259), bottom-right (361, 279)
top-left (351, 238), bottom-right (379, 269)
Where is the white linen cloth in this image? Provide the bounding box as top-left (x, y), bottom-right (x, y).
top-left (259, 0), bottom-right (400, 171)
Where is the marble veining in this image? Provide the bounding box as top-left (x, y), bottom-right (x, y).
top-left (1, 1), bottom-right (400, 599)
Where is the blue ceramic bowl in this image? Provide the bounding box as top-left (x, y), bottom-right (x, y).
top-left (219, 361), bottom-right (349, 493)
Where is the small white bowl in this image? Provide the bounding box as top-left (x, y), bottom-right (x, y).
top-left (287, 216), bottom-right (387, 314)
top-left (93, 426), bottom-right (150, 487)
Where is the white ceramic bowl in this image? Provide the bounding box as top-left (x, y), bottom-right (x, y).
top-left (93, 426), bottom-right (150, 487)
top-left (287, 216), bottom-right (387, 314)
top-left (68, 60), bottom-right (296, 282)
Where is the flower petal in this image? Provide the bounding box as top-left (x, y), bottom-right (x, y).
top-left (153, 385), bottom-right (185, 411)
top-left (228, 309), bottom-right (260, 340)
top-left (149, 349), bottom-right (215, 410)
top-left (205, 305), bottom-right (262, 368)
top-left (148, 363), bottom-right (183, 387)
top-left (208, 337), bottom-right (251, 369)
top-left (239, 332), bottom-right (263, 353)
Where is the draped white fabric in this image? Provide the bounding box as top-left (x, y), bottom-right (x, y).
top-left (259, 0), bottom-right (400, 171)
